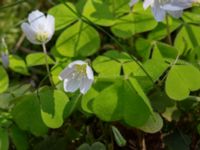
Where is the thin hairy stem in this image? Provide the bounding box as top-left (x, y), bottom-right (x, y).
top-left (42, 43), bottom-right (54, 87)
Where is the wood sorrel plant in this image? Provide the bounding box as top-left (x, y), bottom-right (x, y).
top-left (1, 0), bottom-right (200, 149)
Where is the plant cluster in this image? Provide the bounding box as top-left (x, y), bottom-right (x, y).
top-left (1, 0), bottom-right (200, 149)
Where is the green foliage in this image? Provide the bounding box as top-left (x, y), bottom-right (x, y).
top-left (112, 126), bottom-right (126, 147)
top-left (165, 65), bottom-right (200, 100)
top-left (39, 87), bottom-right (69, 128)
top-left (77, 142), bottom-right (106, 150)
top-left (139, 112), bottom-right (163, 133)
top-left (92, 78), bottom-right (153, 127)
top-left (26, 53), bottom-right (55, 67)
top-left (0, 127), bottom-right (9, 150)
top-left (12, 94), bottom-right (48, 136)
top-left (9, 55), bottom-right (29, 75)
top-left (10, 125), bottom-right (29, 150)
top-left (1, 0), bottom-right (200, 149)
top-left (48, 2), bottom-right (78, 30)
top-left (0, 66), bottom-right (9, 93)
top-left (111, 4), bottom-right (157, 38)
top-left (56, 21), bottom-right (100, 57)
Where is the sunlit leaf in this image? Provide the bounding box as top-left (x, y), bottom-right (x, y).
top-left (0, 66), bottom-right (9, 93)
top-left (56, 21), bottom-right (100, 57)
top-left (26, 53), bottom-right (55, 67)
top-left (165, 65), bottom-right (200, 100)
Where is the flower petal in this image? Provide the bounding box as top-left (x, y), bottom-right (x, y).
top-left (143, 0), bottom-right (153, 9)
top-left (167, 10), bottom-right (183, 18)
top-left (1, 53), bottom-right (9, 68)
top-left (46, 14), bottom-right (55, 35)
top-left (129, 0), bottom-right (138, 7)
top-left (86, 65), bottom-right (94, 80)
top-left (64, 78), bottom-right (80, 93)
top-left (21, 23), bottom-right (39, 44)
top-left (59, 67), bottom-right (74, 80)
top-left (68, 60), bottom-right (86, 68)
top-left (161, 4), bottom-right (186, 11)
top-left (80, 78), bottom-right (93, 94)
top-left (28, 10), bottom-right (46, 23)
top-left (29, 10), bottom-right (47, 33)
top-left (152, 3), bottom-right (166, 21)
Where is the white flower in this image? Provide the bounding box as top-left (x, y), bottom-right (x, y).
top-left (1, 53), bottom-right (9, 68)
top-left (21, 10), bottom-right (55, 45)
top-left (0, 38), bottom-right (9, 68)
top-left (129, 0), bottom-right (139, 7)
top-left (59, 60), bottom-right (94, 94)
top-left (143, 0), bottom-right (194, 21)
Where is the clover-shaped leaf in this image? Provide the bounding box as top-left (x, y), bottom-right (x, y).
top-left (165, 65), bottom-right (200, 100)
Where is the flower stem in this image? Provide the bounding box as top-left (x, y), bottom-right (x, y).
top-left (166, 14), bottom-right (172, 45)
top-left (42, 43), bottom-right (54, 87)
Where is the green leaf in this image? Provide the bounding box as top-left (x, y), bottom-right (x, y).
top-left (92, 79), bottom-right (152, 127)
top-left (152, 42), bottom-right (178, 60)
top-left (92, 80), bottom-right (123, 121)
top-left (48, 2), bottom-right (78, 30)
top-left (51, 60), bottom-right (69, 85)
top-left (92, 50), bottom-right (136, 77)
top-left (56, 21), bottom-right (100, 57)
top-left (9, 84), bottom-right (31, 97)
top-left (164, 130), bottom-right (191, 150)
top-left (162, 104), bottom-right (180, 122)
top-left (63, 94), bottom-right (82, 118)
top-left (111, 3), bottom-right (157, 38)
top-left (165, 65), bottom-right (200, 100)
top-left (182, 11), bottom-right (200, 24)
top-left (0, 127), bottom-right (9, 150)
top-left (123, 79), bottom-right (152, 127)
top-left (9, 55), bottom-right (29, 75)
top-left (10, 125), bottom-right (28, 150)
top-left (92, 55), bottom-right (121, 77)
top-left (139, 112), bottom-right (163, 133)
top-left (12, 94), bottom-right (48, 136)
top-left (135, 38), bottom-right (153, 61)
top-left (77, 142), bottom-right (106, 150)
top-left (90, 142), bottom-right (106, 150)
top-left (0, 66), bottom-right (9, 93)
top-left (150, 90), bottom-right (175, 113)
top-left (135, 38), bottom-right (178, 61)
top-left (77, 143), bottom-right (90, 150)
top-left (26, 53), bottom-right (55, 67)
top-left (0, 93), bottom-right (13, 109)
top-left (112, 126), bottom-right (126, 147)
top-left (134, 59), bottom-right (169, 93)
top-left (83, 0), bottom-right (115, 26)
top-left (108, 0), bottom-right (130, 17)
top-left (39, 87), bottom-right (69, 128)
top-left (81, 87), bottom-right (99, 114)
top-left (175, 24), bottom-right (200, 54)
top-left (33, 135), bottom-right (68, 150)
top-left (148, 18), bottom-right (181, 40)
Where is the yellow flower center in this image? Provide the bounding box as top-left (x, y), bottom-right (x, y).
top-left (74, 64), bottom-right (87, 76)
top-left (36, 32), bottom-right (49, 43)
